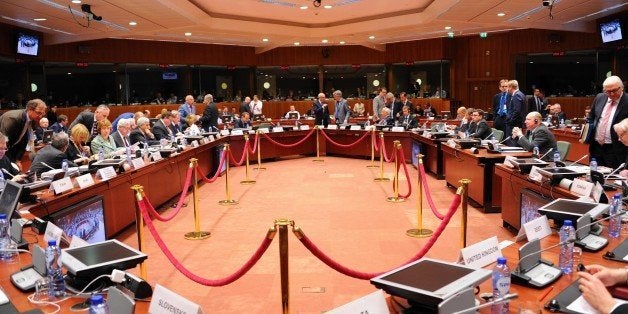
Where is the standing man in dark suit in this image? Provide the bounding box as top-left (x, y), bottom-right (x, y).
top-left (152, 111), bottom-right (173, 140)
top-left (200, 94), bottom-right (219, 132)
top-left (492, 79), bottom-right (510, 133)
top-left (512, 112), bottom-right (558, 161)
top-left (586, 75), bottom-right (627, 168)
top-left (313, 93), bottom-right (329, 127)
top-left (0, 98), bottom-right (47, 164)
top-left (389, 92), bottom-right (403, 119)
top-left (527, 88), bottom-right (548, 117)
top-left (506, 80), bottom-right (525, 141)
top-left (399, 92), bottom-right (413, 114)
top-left (69, 104), bottom-right (110, 137)
top-left (239, 96), bottom-right (251, 116)
top-left (467, 109), bottom-right (492, 140)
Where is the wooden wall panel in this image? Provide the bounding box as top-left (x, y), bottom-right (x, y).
top-left (385, 38), bottom-right (446, 62)
top-left (255, 46), bottom-right (386, 66)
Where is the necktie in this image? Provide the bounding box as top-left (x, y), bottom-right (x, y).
top-left (123, 136), bottom-right (129, 147)
top-left (595, 100), bottom-right (617, 145)
top-left (92, 120), bottom-right (98, 136)
top-left (536, 98), bottom-right (541, 112)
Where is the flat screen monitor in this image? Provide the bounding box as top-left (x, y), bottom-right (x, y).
top-left (288, 112), bottom-right (299, 119)
top-left (538, 198), bottom-right (609, 226)
top-left (162, 72), bottom-right (178, 80)
top-left (49, 196), bottom-right (106, 244)
top-left (61, 239), bottom-right (147, 279)
top-left (0, 180), bottom-right (23, 221)
top-left (221, 115), bottom-right (232, 123)
top-left (370, 258), bottom-right (491, 309)
top-left (253, 114), bottom-right (264, 121)
top-left (520, 189), bottom-right (552, 226)
top-left (600, 19), bottom-right (623, 43)
top-left (16, 32), bottom-right (40, 56)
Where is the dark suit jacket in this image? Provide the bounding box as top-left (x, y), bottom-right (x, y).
top-left (34, 127), bottom-right (48, 143)
top-left (0, 155), bottom-right (19, 177)
top-left (587, 92), bottom-right (628, 162)
top-left (611, 303), bottom-right (628, 314)
top-left (391, 101), bottom-right (404, 119)
top-left (129, 129), bottom-right (159, 147)
top-left (468, 120), bottom-right (492, 139)
top-left (169, 123), bottom-right (181, 135)
top-left (111, 131), bottom-right (130, 148)
top-left (507, 90), bottom-right (525, 128)
top-left (50, 122), bottom-right (68, 134)
top-left (240, 102), bottom-right (251, 115)
top-left (313, 100), bottom-right (330, 127)
top-left (397, 114), bottom-right (417, 129)
top-left (152, 119), bottom-right (171, 140)
top-left (69, 111), bottom-right (95, 134)
top-left (527, 96), bottom-right (548, 115)
top-left (517, 124), bottom-right (558, 161)
top-left (234, 118), bottom-right (251, 129)
top-left (29, 145), bottom-right (77, 176)
top-left (0, 109), bottom-right (31, 162)
top-left (200, 102), bottom-right (219, 131)
top-left (493, 92), bottom-right (510, 131)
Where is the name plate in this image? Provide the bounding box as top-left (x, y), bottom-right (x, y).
top-left (51, 177), bottom-right (73, 195)
top-left (422, 131), bottom-right (430, 137)
top-left (503, 155), bottom-right (517, 168)
top-left (149, 284), bottom-right (202, 314)
top-left (69, 235), bottom-right (89, 248)
top-left (292, 126), bottom-right (298, 131)
top-left (131, 157), bottom-right (146, 169)
top-left (528, 166), bottom-right (543, 182)
top-left (350, 125), bottom-right (362, 131)
top-left (460, 236), bottom-right (501, 268)
top-left (523, 215), bottom-right (552, 242)
top-left (151, 151), bottom-right (162, 162)
top-left (230, 129), bottom-right (243, 136)
top-left (446, 139), bottom-right (456, 148)
top-left (325, 289), bottom-right (388, 314)
top-left (76, 173), bottom-right (95, 189)
top-left (326, 124), bottom-right (338, 130)
top-left (272, 126), bottom-right (284, 133)
top-left (97, 166), bottom-right (117, 181)
top-left (391, 126), bottom-right (404, 132)
top-left (207, 135), bottom-right (215, 142)
top-left (364, 125), bottom-right (375, 131)
top-left (44, 222), bottom-right (63, 245)
top-left (191, 140), bottom-right (199, 147)
top-left (220, 129), bottom-right (230, 136)
top-left (299, 125), bottom-right (310, 130)
top-left (570, 178), bottom-right (594, 197)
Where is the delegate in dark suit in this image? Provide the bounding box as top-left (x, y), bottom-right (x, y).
top-left (69, 111), bottom-right (95, 134)
top-left (516, 124), bottom-right (558, 161)
top-left (468, 120), bottom-right (491, 139)
top-left (29, 145), bottom-right (77, 176)
top-left (234, 118), bottom-right (251, 129)
top-left (527, 96), bottom-right (548, 116)
top-left (313, 99), bottom-right (330, 127)
top-left (506, 90), bottom-right (525, 135)
top-left (152, 119), bottom-right (171, 140)
top-left (200, 102), bottom-right (219, 131)
top-left (0, 109), bottom-right (31, 162)
top-left (398, 114), bottom-right (417, 129)
top-left (129, 129), bottom-right (159, 147)
top-left (111, 131), bottom-right (130, 148)
top-left (50, 122), bottom-right (68, 134)
top-left (493, 91), bottom-right (510, 132)
top-left (586, 90), bottom-right (628, 168)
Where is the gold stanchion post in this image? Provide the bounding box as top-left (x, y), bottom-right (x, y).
top-left (240, 134), bottom-right (256, 185)
top-left (366, 128), bottom-right (377, 168)
top-left (131, 185), bottom-right (148, 280)
top-left (218, 144), bottom-right (239, 205)
top-left (458, 179), bottom-right (471, 248)
top-left (275, 219), bottom-right (292, 314)
top-left (254, 130), bottom-right (266, 170)
top-left (184, 158), bottom-right (211, 240)
top-left (373, 132), bottom-right (390, 182)
top-left (406, 154), bottom-right (433, 238)
top-left (312, 126), bottom-right (324, 162)
top-left (386, 140), bottom-right (406, 203)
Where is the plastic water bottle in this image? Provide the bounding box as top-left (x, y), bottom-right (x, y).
top-left (589, 158), bottom-right (598, 172)
top-left (98, 149), bottom-right (105, 161)
top-left (491, 257), bottom-right (511, 314)
top-left (532, 146), bottom-right (540, 158)
top-left (0, 171), bottom-right (5, 189)
top-left (125, 146), bottom-right (132, 164)
top-left (61, 159), bottom-right (69, 172)
top-left (89, 294), bottom-right (109, 314)
top-left (559, 119), bottom-right (565, 127)
top-left (45, 240), bottom-right (65, 299)
top-left (558, 220), bottom-right (576, 274)
top-left (0, 214), bottom-right (11, 261)
top-left (553, 150), bottom-right (561, 163)
top-left (608, 194), bottom-right (622, 238)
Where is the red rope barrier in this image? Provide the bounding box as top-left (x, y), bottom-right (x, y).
top-left (197, 150), bottom-right (227, 183)
top-left (319, 129), bottom-right (371, 148)
top-left (141, 166), bottom-right (194, 222)
top-left (138, 199), bottom-right (274, 286)
top-left (397, 149), bottom-right (412, 198)
top-left (372, 131), bottom-right (380, 152)
top-left (247, 132), bottom-right (259, 154)
top-left (419, 163), bottom-right (445, 220)
top-left (380, 136), bottom-right (396, 163)
top-left (295, 194), bottom-right (462, 280)
top-left (261, 128), bottom-right (315, 148)
top-left (229, 139), bottom-right (249, 166)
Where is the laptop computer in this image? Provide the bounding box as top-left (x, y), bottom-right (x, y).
top-left (42, 130), bottom-right (54, 144)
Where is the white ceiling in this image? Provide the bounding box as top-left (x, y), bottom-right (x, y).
top-left (1, 0), bottom-right (626, 53)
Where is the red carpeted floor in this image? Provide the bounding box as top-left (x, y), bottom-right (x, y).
top-left (118, 155), bottom-right (513, 313)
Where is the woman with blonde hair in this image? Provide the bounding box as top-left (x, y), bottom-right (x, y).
top-left (66, 123), bottom-right (91, 164)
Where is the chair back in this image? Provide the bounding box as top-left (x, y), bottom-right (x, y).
top-left (491, 128), bottom-right (504, 142)
top-left (557, 140), bottom-right (571, 161)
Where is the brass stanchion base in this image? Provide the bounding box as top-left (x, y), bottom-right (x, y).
top-left (374, 177), bottom-right (390, 182)
top-left (240, 179), bottom-right (256, 185)
top-left (254, 166), bottom-right (266, 170)
top-left (312, 158), bottom-right (324, 162)
top-left (406, 228), bottom-right (433, 238)
top-left (218, 199), bottom-right (239, 205)
top-left (386, 196), bottom-right (406, 203)
top-left (366, 164), bottom-right (378, 168)
top-left (184, 231), bottom-right (211, 240)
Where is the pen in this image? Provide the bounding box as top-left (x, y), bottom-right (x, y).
top-left (538, 285), bottom-right (554, 301)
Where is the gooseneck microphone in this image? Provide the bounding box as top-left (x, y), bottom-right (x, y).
top-left (1, 168), bottom-right (14, 178)
top-left (604, 163), bottom-right (626, 179)
top-left (539, 148), bottom-right (554, 160)
top-left (450, 293), bottom-right (518, 314)
top-left (574, 210), bottom-right (626, 236)
top-left (40, 162), bottom-right (56, 171)
top-left (567, 154), bottom-right (589, 166)
top-left (482, 131), bottom-right (495, 141)
top-left (516, 238), bottom-right (575, 272)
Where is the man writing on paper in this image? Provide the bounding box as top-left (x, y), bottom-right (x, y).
top-left (512, 111), bottom-right (558, 161)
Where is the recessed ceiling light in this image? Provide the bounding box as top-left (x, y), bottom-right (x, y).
top-left (262, 38), bottom-right (269, 42)
top-left (497, 12), bottom-right (506, 17)
top-left (71, 0), bottom-right (81, 3)
top-left (34, 18), bottom-right (47, 21)
top-left (322, 39), bottom-right (328, 43)
top-left (129, 21), bottom-right (137, 26)
top-left (67, 72), bottom-right (72, 75)
top-left (324, 5), bottom-right (332, 9)
top-left (184, 32), bottom-right (192, 36)
top-left (294, 42), bottom-right (300, 46)
top-left (339, 41), bottom-right (346, 45)
top-left (444, 26), bottom-right (451, 30)
top-left (529, 61), bottom-right (534, 64)
top-left (368, 35), bottom-right (375, 40)
top-left (300, 5), bottom-right (308, 9)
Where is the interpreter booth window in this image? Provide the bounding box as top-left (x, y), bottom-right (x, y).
top-left (45, 62), bottom-right (117, 106)
top-left (259, 65), bottom-right (319, 101)
top-left (0, 57), bottom-right (30, 109)
top-left (392, 60), bottom-right (451, 99)
top-left (124, 63), bottom-right (190, 105)
top-left (323, 64), bottom-right (383, 100)
top-left (191, 65), bottom-right (252, 103)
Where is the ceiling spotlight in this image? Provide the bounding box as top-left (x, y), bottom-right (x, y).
top-left (313, 0), bottom-right (321, 8)
top-left (262, 38), bottom-right (269, 42)
top-left (71, 0), bottom-right (81, 3)
top-left (323, 5), bottom-right (332, 9)
top-left (339, 41), bottom-right (346, 45)
top-left (300, 5), bottom-right (308, 10)
top-left (444, 26), bottom-right (451, 30)
top-left (184, 32), bottom-right (192, 36)
top-left (129, 21), bottom-right (137, 26)
top-left (34, 18), bottom-right (47, 21)
top-left (294, 42), bottom-right (300, 46)
top-left (321, 39), bottom-right (328, 43)
top-left (497, 12), bottom-right (505, 17)
top-left (368, 35), bottom-right (375, 39)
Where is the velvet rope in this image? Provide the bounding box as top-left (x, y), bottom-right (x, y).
top-left (141, 166), bottom-right (194, 222)
top-left (247, 132), bottom-right (260, 154)
top-left (261, 128), bottom-right (315, 148)
top-left (197, 149), bottom-right (227, 183)
top-left (138, 199), bottom-right (274, 286)
top-left (229, 139), bottom-right (250, 166)
top-left (380, 136), bottom-right (396, 163)
top-left (372, 131), bottom-right (380, 152)
top-left (319, 129), bottom-right (371, 148)
top-left (295, 194), bottom-right (462, 280)
top-left (396, 149), bottom-right (412, 198)
top-left (419, 163), bottom-right (445, 220)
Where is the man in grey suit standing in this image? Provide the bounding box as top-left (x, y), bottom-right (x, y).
top-left (332, 90), bottom-right (351, 125)
top-left (372, 87), bottom-right (387, 122)
top-left (512, 111), bottom-right (558, 161)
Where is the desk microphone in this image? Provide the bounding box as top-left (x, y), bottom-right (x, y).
top-left (450, 293), bottom-right (518, 314)
top-left (567, 154), bottom-right (589, 166)
top-left (539, 148), bottom-right (554, 160)
top-left (574, 210), bottom-right (626, 236)
top-left (482, 131), bottom-right (495, 141)
top-left (516, 238), bottom-right (575, 272)
top-left (604, 163), bottom-right (626, 179)
top-left (1, 168), bottom-right (14, 178)
top-left (499, 137), bottom-right (510, 144)
top-left (40, 162), bottom-right (56, 171)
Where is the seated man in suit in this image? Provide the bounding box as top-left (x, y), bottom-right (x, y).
top-left (467, 109), bottom-right (492, 139)
top-left (30, 132), bottom-right (77, 176)
top-left (578, 264), bottom-right (628, 314)
top-left (152, 111), bottom-right (174, 140)
top-left (378, 107), bottom-right (394, 126)
top-left (50, 115), bottom-right (69, 134)
top-left (397, 105), bottom-right (418, 130)
top-left (130, 117), bottom-right (159, 147)
top-left (549, 103), bottom-right (568, 122)
top-left (234, 112), bottom-right (252, 129)
top-left (284, 105), bottom-right (301, 120)
top-left (111, 118), bottom-right (133, 148)
top-left (34, 117), bottom-right (49, 144)
top-left (512, 111), bottom-right (558, 161)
